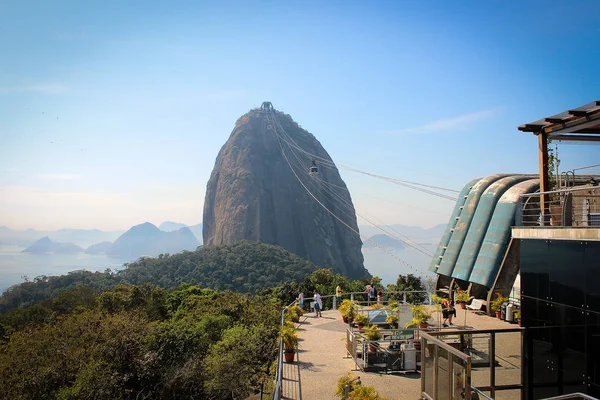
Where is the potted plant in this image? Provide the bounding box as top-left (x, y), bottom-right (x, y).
top-left (364, 325), bottom-right (382, 352)
top-left (292, 304), bottom-right (304, 317)
top-left (354, 313), bottom-right (369, 329)
top-left (513, 309), bottom-right (521, 326)
top-left (405, 304), bottom-right (431, 329)
top-left (455, 289), bottom-right (474, 309)
top-left (385, 313), bottom-right (398, 328)
top-left (335, 373), bottom-right (361, 398)
top-left (370, 303), bottom-right (383, 310)
top-left (339, 299), bottom-right (357, 323)
top-left (287, 307), bottom-right (300, 323)
top-left (281, 325), bottom-right (298, 363)
top-left (491, 292), bottom-right (508, 319)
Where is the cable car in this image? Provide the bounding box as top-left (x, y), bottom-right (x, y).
top-left (309, 158), bottom-right (318, 176)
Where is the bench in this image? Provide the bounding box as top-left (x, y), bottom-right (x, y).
top-left (467, 299), bottom-right (487, 311)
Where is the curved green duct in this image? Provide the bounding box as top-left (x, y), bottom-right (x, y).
top-left (451, 175), bottom-right (531, 281)
top-left (469, 179), bottom-right (539, 287)
top-left (436, 174), bottom-right (511, 277)
top-left (428, 178), bottom-right (481, 272)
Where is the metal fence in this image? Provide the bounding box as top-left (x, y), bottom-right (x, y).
top-left (421, 328), bottom-right (524, 400)
top-left (519, 185), bottom-right (600, 227)
top-left (272, 300), bottom-right (296, 400)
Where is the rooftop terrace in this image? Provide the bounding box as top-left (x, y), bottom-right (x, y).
top-left (278, 305), bottom-right (521, 400)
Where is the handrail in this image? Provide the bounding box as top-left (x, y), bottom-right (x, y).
top-left (540, 394), bottom-right (599, 400)
top-left (520, 185), bottom-right (598, 197)
top-left (272, 300), bottom-right (296, 400)
top-left (471, 386), bottom-right (494, 399)
top-left (420, 331), bottom-right (470, 362)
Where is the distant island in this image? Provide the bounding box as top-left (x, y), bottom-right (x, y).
top-left (22, 237), bottom-right (84, 254)
top-left (363, 234), bottom-right (406, 250)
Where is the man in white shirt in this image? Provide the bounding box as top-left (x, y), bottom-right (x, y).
top-left (313, 290), bottom-right (322, 317)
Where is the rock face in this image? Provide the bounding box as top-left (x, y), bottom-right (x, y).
top-left (203, 107), bottom-right (368, 279)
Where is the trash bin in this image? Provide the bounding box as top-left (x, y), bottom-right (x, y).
top-left (500, 302), bottom-right (509, 320)
top-left (506, 303), bottom-right (515, 322)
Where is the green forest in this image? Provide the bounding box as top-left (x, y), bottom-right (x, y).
top-left (0, 241), bottom-right (317, 313)
top-left (0, 283), bottom-right (280, 399)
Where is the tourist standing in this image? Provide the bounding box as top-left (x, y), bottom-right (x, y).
top-left (296, 290), bottom-right (304, 310)
top-left (448, 300), bottom-right (456, 325)
top-left (313, 290), bottom-right (322, 317)
top-left (369, 284), bottom-right (376, 305)
top-left (441, 299), bottom-right (450, 327)
top-left (335, 284), bottom-right (343, 305)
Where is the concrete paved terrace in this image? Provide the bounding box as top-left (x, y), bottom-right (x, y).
top-left (280, 307), bottom-right (521, 400)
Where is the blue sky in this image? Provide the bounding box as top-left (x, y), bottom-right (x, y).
top-left (1, 0), bottom-right (599, 230)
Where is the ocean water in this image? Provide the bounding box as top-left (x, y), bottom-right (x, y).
top-left (0, 245), bottom-right (129, 293)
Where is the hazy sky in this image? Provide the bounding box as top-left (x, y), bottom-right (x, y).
top-left (1, 1), bottom-right (599, 231)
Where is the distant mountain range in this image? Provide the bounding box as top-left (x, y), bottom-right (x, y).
top-left (358, 225), bottom-right (445, 285)
top-left (20, 223), bottom-right (201, 260)
top-left (4, 222), bottom-right (445, 284)
top-left (0, 222), bottom-right (204, 249)
top-left (0, 226), bottom-right (123, 248)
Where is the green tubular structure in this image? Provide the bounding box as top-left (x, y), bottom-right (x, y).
top-left (451, 175), bottom-right (531, 282)
top-left (428, 178), bottom-right (481, 272)
top-left (436, 174), bottom-right (511, 277)
top-left (469, 179), bottom-right (539, 287)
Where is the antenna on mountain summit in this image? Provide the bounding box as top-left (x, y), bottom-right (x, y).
top-left (260, 101), bottom-right (273, 111)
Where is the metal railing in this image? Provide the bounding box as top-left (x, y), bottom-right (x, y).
top-left (272, 300), bottom-right (296, 400)
top-left (421, 328), bottom-right (524, 400)
top-left (541, 393), bottom-right (599, 400)
top-left (519, 185), bottom-right (600, 227)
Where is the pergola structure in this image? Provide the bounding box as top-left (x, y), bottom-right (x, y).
top-left (518, 100), bottom-right (600, 224)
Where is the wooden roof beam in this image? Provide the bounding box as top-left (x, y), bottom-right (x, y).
top-left (547, 134), bottom-right (600, 142)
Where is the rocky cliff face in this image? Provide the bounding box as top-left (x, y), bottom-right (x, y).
top-left (203, 107), bottom-right (368, 279)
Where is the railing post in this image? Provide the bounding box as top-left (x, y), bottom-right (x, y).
top-left (333, 296), bottom-right (337, 310)
top-left (403, 292), bottom-right (407, 304)
top-left (351, 293), bottom-right (354, 301)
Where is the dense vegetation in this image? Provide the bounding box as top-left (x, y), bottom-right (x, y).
top-left (0, 283), bottom-right (280, 399)
top-left (0, 237), bottom-right (431, 399)
top-left (0, 241), bottom-right (317, 313)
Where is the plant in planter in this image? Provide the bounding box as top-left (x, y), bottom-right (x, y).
top-left (292, 304), bottom-right (304, 317)
top-left (491, 292), bottom-right (508, 319)
top-left (370, 303), bottom-right (383, 310)
top-left (405, 304), bottom-right (432, 329)
top-left (348, 385), bottom-right (388, 400)
top-left (354, 313), bottom-right (369, 329)
top-left (513, 309), bottom-right (521, 326)
top-left (339, 299), bottom-right (357, 323)
top-left (455, 289), bottom-right (474, 309)
top-left (281, 325), bottom-right (299, 363)
top-left (430, 294), bottom-right (445, 305)
top-left (385, 313), bottom-right (398, 328)
top-left (287, 307), bottom-right (300, 323)
top-left (388, 301), bottom-right (399, 309)
top-left (335, 373), bottom-right (361, 398)
top-left (364, 325), bottom-right (382, 352)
